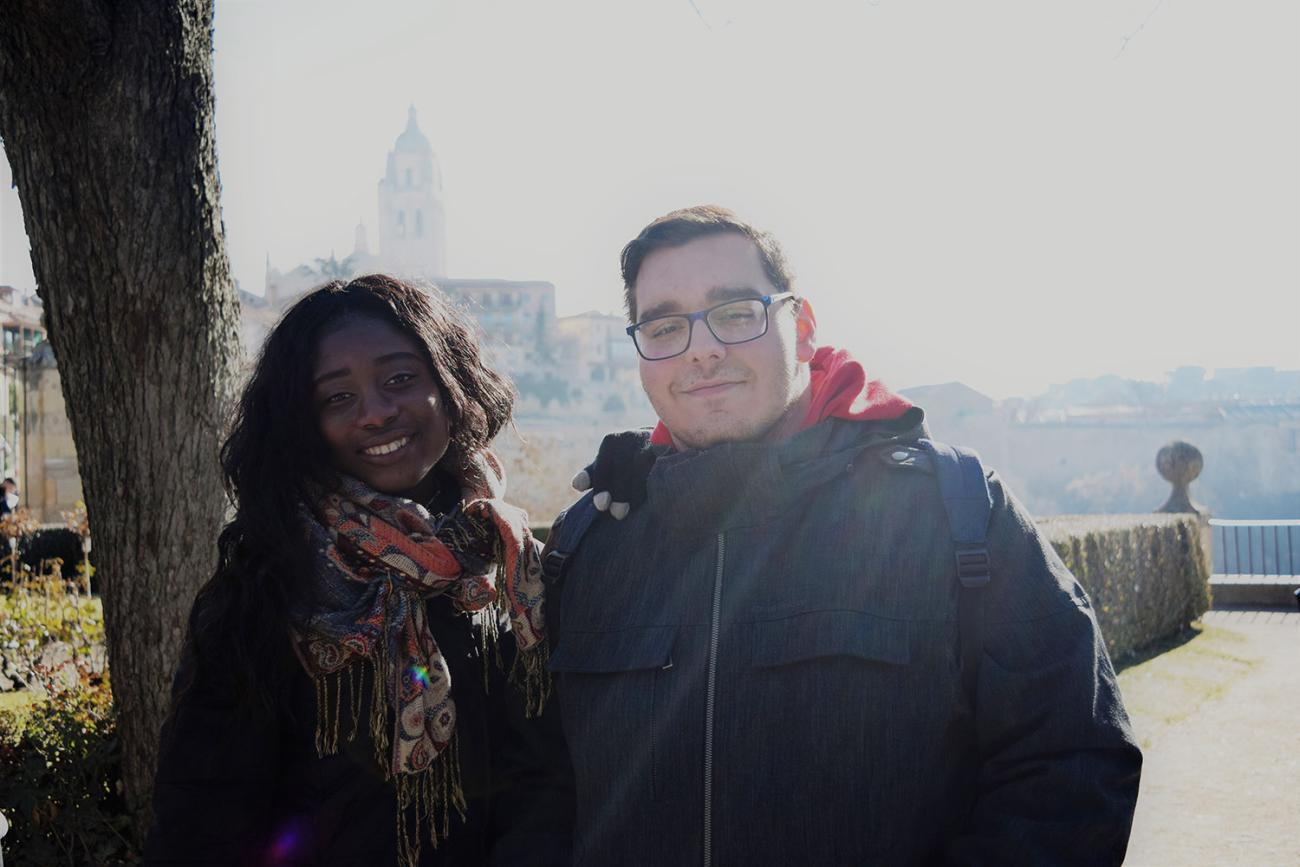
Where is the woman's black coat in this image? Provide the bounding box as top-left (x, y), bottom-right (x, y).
top-left (143, 591), bottom-right (573, 866)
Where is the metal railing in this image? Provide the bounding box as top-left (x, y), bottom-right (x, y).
top-left (1209, 519), bottom-right (1300, 577)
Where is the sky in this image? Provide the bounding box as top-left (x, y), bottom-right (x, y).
top-left (1, 0), bottom-right (1297, 399)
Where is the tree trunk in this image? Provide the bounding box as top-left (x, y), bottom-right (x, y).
top-left (0, 0), bottom-right (240, 841)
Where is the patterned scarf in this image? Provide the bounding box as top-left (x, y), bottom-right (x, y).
top-left (290, 451), bottom-right (547, 864)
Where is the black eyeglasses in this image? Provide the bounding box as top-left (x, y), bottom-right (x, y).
top-left (626, 292), bottom-right (795, 361)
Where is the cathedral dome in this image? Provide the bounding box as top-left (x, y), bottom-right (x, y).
top-left (394, 105), bottom-right (434, 155)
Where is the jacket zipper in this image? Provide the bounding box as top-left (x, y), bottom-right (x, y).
top-left (703, 532), bottom-right (725, 867)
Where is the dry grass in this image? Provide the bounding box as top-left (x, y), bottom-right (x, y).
top-left (1116, 623), bottom-right (1258, 749)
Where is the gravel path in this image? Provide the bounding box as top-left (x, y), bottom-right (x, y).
top-left (1121, 609), bottom-right (1300, 866)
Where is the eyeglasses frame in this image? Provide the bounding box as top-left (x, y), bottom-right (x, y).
top-left (625, 292), bottom-right (797, 361)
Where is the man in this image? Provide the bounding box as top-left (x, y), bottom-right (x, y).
top-left (0, 478), bottom-right (18, 516)
top-left (546, 205), bottom-right (1141, 865)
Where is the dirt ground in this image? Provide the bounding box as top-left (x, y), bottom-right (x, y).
top-left (1119, 609), bottom-right (1300, 866)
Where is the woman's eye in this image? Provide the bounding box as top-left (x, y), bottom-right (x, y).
top-left (323, 392), bottom-right (352, 406)
top-left (388, 372), bottom-right (416, 386)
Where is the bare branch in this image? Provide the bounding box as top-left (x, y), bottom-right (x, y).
top-left (1114, 0), bottom-right (1169, 60)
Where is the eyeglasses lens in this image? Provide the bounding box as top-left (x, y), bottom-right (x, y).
top-left (706, 299), bottom-right (765, 343)
top-left (635, 299), bottom-right (768, 360)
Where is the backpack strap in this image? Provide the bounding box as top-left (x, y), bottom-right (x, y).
top-left (917, 439), bottom-right (993, 705)
top-left (541, 490), bottom-right (601, 586)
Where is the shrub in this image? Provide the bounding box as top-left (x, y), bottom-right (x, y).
top-left (0, 588), bottom-right (129, 864)
top-left (1, 591), bottom-right (106, 688)
top-left (0, 669), bottom-right (134, 865)
top-left (21, 528), bottom-right (91, 589)
top-left (1038, 513), bottom-right (1211, 661)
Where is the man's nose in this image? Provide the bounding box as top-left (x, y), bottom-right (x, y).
top-left (684, 318), bottom-right (726, 364)
top-left (357, 389), bottom-right (398, 428)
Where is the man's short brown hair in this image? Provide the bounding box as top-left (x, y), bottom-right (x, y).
top-left (620, 205), bottom-right (796, 323)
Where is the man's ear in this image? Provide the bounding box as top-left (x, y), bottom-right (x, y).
top-left (794, 298), bottom-right (817, 363)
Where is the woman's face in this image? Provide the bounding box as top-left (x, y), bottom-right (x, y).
top-left (312, 315), bottom-right (451, 502)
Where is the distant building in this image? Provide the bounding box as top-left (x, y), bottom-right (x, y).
top-left (903, 370), bottom-right (1300, 519)
top-left (254, 108), bottom-right (556, 365)
top-left (377, 106), bottom-right (447, 279)
top-left (237, 283), bottom-right (280, 359)
top-left (0, 284), bottom-right (44, 357)
top-left (21, 340), bottom-right (82, 521)
top-left (0, 317), bottom-right (84, 522)
top-left (245, 107), bottom-right (650, 418)
top-left (898, 381), bottom-right (994, 421)
top-left (553, 311), bottom-right (638, 385)
top-left (547, 310), bottom-right (645, 414)
top-left (262, 106), bottom-right (450, 315)
top-left (0, 285), bottom-right (46, 488)
top-left (438, 278), bottom-right (557, 372)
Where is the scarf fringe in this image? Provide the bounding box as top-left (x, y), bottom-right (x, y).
top-left (312, 661), bottom-right (364, 756)
top-left (312, 657), bottom-right (387, 764)
top-left (396, 735), bottom-right (466, 867)
top-left (313, 659), bottom-right (467, 867)
top-left (510, 641), bottom-right (552, 719)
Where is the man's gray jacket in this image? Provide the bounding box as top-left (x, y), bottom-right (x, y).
top-left (547, 414), bottom-right (1142, 866)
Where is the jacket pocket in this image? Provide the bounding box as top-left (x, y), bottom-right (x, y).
top-left (548, 625), bottom-right (675, 674)
top-left (549, 626), bottom-right (679, 808)
top-left (750, 609), bottom-right (911, 668)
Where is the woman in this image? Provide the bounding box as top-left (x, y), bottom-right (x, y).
top-left (144, 275), bottom-right (571, 866)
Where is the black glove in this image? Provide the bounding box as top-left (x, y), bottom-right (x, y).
top-left (571, 430), bottom-right (663, 520)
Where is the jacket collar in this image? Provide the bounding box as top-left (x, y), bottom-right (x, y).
top-left (645, 408), bottom-right (926, 537)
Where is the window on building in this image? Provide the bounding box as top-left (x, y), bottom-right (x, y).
top-left (396, 211), bottom-right (406, 238)
top-left (405, 168), bottom-right (413, 188)
top-left (415, 210), bottom-right (423, 238)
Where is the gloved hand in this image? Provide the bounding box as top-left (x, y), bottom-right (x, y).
top-left (571, 430), bottom-right (662, 520)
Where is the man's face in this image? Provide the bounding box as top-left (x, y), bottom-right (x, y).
top-left (633, 232), bottom-right (815, 450)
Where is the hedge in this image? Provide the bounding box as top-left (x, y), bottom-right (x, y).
top-left (1037, 513), bottom-right (1211, 661)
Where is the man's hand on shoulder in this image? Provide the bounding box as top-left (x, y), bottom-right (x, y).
top-left (571, 429), bottom-right (662, 520)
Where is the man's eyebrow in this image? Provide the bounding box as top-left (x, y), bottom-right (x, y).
top-left (637, 286), bottom-right (762, 323)
top-left (312, 352), bottom-right (422, 387)
top-left (705, 285), bottom-right (763, 304)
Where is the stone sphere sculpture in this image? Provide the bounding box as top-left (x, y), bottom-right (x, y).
top-left (1155, 440), bottom-right (1204, 514)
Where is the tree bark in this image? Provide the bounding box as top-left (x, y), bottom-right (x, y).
top-left (0, 0), bottom-right (240, 840)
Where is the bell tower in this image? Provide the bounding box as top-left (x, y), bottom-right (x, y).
top-left (377, 106), bottom-right (447, 278)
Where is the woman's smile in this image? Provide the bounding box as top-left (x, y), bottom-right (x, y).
top-left (361, 433), bottom-right (413, 458)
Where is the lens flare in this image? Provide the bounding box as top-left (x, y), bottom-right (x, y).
top-left (267, 820), bottom-right (305, 862)
top-left (411, 665), bottom-right (431, 687)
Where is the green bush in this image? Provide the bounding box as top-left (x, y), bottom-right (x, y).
top-left (0, 674), bottom-right (134, 865)
top-left (1038, 513), bottom-right (1211, 662)
top-left (1, 592), bottom-right (105, 665)
top-left (0, 591), bottom-right (133, 864)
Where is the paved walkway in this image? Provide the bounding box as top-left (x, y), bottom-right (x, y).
top-left (1121, 609), bottom-right (1300, 866)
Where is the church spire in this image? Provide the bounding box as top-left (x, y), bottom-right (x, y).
top-left (353, 221), bottom-right (370, 257)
